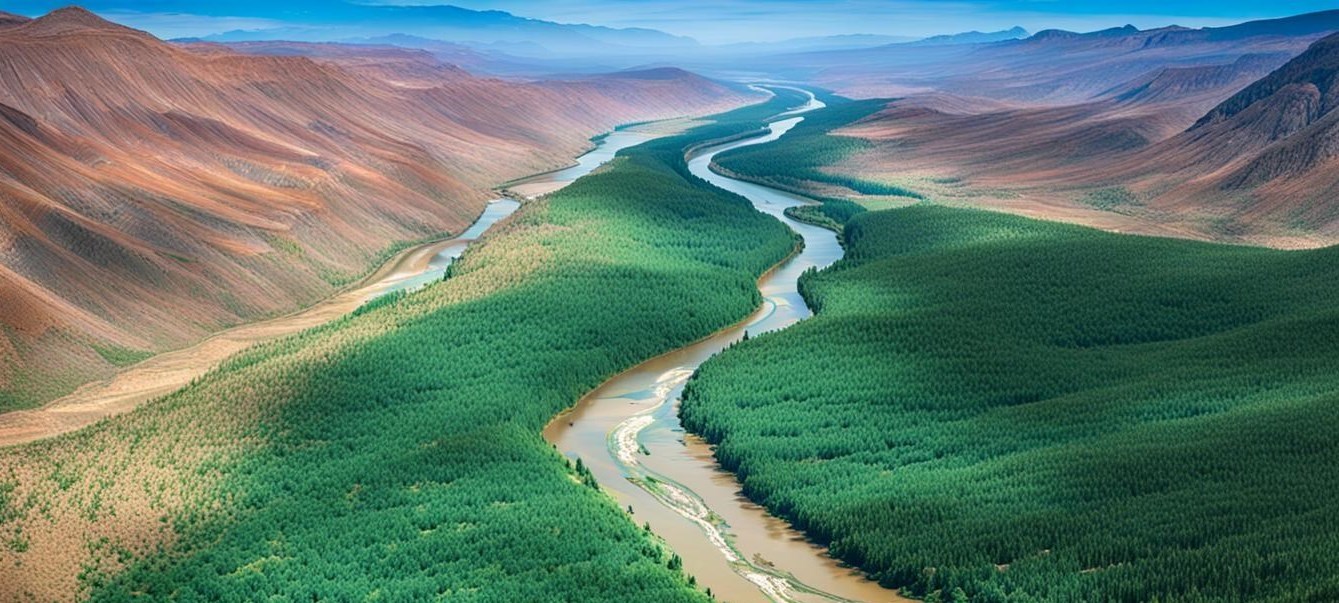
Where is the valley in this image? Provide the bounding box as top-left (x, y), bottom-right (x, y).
top-left (547, 89), bottom-right (906, 603)
top-left (4, 3), bottom-right (1339, 602)
top-left (0, 7), bottom-right (755, 411)
top-left (0, 100), bottom-right (683, 447)
top-left (0, 87), bottom-right (809, 602)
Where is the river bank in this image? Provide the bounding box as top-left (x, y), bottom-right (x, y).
top-left (0, 121), bottom-right (668, 447)
top-left (544, 89), bottom-right (909, 603)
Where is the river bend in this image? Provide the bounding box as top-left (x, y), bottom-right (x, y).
top-left (545, 90), bottom-right (907, 603)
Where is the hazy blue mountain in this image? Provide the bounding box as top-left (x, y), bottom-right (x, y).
top-left (1023, 10), bottom-right (1339, 45)
top-left (182, 3), bottom-right (698, 58)
top-left (348, 33), bottom-right (628, 76)
top-left (904, 26), bottom-right (1029, 46)
top-left (717, 33), bottom-right (918, 55)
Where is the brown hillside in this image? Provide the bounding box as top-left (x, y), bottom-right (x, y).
top-left (825, 27), bottom-right (1339, 247)
top-left (0, 8), bottom-right (753, 408)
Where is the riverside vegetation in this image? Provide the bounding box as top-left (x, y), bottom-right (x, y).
top-left (712, 94), bottom-right (923, 210)
top-left (0, 89), bottom-right (809, 601)
top-left (681, 201), bottom-right (1339, 601)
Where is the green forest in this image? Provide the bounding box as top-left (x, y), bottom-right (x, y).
top-left (0, 89), bottom-right (810, 601)
top-left (711, 96), bottom-right (924, 201)
top-left (681, 204), bottom-right (1339, 602)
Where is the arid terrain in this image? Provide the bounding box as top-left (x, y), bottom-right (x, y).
top-left (4, 4), bottom-right (1339, 603)
top-left (761, 11), bottom-right (1339, 247)
top-left (0, 7), bottom-right (754, 410)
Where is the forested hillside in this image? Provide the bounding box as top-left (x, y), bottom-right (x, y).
top-left (682, 204), bottom-right (1339, 602)
top-left (0, 90), bottom-right (807, 601)
top-left (0, 8), bottom-right (753, 411)
top-left (712, 95), bottom-right (921, 202)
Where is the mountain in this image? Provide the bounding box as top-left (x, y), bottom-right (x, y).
top-left (203, 40), bottom-right (477, 84)
top-left (343, 34), bottom-right (627, 76)
top-left (771, 10), bottom-right (1339, 101)
top-left (186, 3), bottom-right (698, 59)
top-left (1194, 33), bottom-right (1339, 132)
top-left (714, 34), bottom-right (918, 56)
top-left (1027, 24), bottom-right (1140, 42)
top-left (1152, 32), bottom-right (1339, 223)
top-left (343, 34), bottom-right (526, 74)
top-left (1104, 53), bottom-right (1291, 108)
top-left (1024, 10), bottom-right (1339, 45)
top-left (0, 11), bottom-right (29, 27)
top-left (0, 7), bottom-right (753, 409)
top-left (905, 26), bottom-right (1029, 46)
top-left (755, 12), bottom-right (1339, 247)
top-left (1204, 9), bottom-right (1339, 40)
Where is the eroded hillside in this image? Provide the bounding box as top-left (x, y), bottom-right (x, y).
top-left (0, 7), bottom-right (753, 409)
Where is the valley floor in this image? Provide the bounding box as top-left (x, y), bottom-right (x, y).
top-left (0, 92), bottom-right (803, 601)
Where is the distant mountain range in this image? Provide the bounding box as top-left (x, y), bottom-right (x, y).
top-left (719, 28), bottom-right (1030, 55)
top-left (769, 9), bottom-right (1339, 102)
top-left (715, 34), bottom-right (918, 55)
top-left (177, 8), bottom-right (1034, 76)
top-left (175, 3), bottom-right (697, 58)
top-left (904, 26), bottom-right (1030, 46)
top-left (165, 1), bottom-right (1033, 61)
top-left (1023, 9), bottom-right (1339, 44)
top-left (813, 11), bottom-right (1339, 249)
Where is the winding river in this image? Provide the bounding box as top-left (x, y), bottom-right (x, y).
top-left (544, 90), bottom-right (907, 602)
top-left (506, 129), bottom-right (659, 198)
top-left (0, 91), bottom-right (905, 600)
top-left (0, 126), bottom-right (658, 448)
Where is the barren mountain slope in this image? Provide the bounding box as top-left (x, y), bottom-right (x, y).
top-left (785, 10), bottom-right (1339, 102)
top-left (818, 27), bottom-right (1339, 247)
top-left (0, 8), bottom-right (753, 409)
top-left (828, 49), bottom-right (1292, 199)
top-left (0, 11), bottom-right (28, 27)
top-left (1140, 31), bottom-right (1339, 237)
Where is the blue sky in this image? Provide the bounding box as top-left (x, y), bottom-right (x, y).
top-left (431, 0), bottom-right (1339, 42)
top-left (8, 0), bottom-right (1336, 43)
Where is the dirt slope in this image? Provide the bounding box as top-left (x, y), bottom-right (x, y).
top-left (826, 28), bottom-right (1339, 247)
top-left (0, 7), bottom-right (753, 409)
top-left (786, 10), bottom-right (1339, 102)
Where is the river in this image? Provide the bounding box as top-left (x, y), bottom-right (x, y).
top-left (0, 125), bottom-right (659, 448)
top-left (505, 129), bottom-right (659, 198)
top-left (544, 89), bottom-right (908, 603)
top-left (1, 92), bottom-right (907, 600)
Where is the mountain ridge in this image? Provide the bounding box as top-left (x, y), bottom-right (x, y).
top-left (1176, 32), bottom-right (1339, 191)
top-left (903, 26), bottom-right (1029, 47)
top-left (0, 7), bottom-right (753, 409)
top-left (186, 2), bottom-right (699, 58)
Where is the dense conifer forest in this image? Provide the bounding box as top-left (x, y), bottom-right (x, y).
top-left (712, 96), bottom-right (924, 201)
top-left (0, 90), bottom-right (809, 601)
top-left (682, 204), bottom-right (1339, 602)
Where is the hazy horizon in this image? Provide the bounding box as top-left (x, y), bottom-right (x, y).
top-left (6, 0), bottom-right (1336, 44)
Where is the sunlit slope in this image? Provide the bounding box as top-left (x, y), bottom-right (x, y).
top-left (0, 7), bottom-right (753, 411)
top-left (712, 95), bottom-right (920, 203)
top-left (0, 90), bottom-right (806, 602)
top-left (785, 32), bottom-right (1339, 247)
top-left (683, 205), bottom-right (1339, 601)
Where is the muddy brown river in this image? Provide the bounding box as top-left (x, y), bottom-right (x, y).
top-left (0, 92), bottom-right (908, 600)
top-left (544, 89), bottom-right (909, 603)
